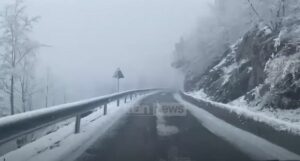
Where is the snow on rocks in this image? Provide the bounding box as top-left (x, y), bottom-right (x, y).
top-left (264, 52), bottom-right (300, 89)
top-left (258, 23), bottom-right (272, 36)
top-left (209, 38), bottom-right (249, 86)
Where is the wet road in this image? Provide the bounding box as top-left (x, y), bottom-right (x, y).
top-left (75, 92), bottom-right (252, 161)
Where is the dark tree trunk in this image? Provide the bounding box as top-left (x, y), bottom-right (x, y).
top-left (10, 75), bottom-right (15, 115)
top-left (22, 91), bottom-right (26, 112)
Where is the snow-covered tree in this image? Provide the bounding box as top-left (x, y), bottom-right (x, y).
top-left (246, 0), bottom-right (300, 31)
top-left (19, 56), bottom-right (40, 112)
top-left (0, 0), bottom-right (40, 115)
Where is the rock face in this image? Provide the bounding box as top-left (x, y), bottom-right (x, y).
top-left (185, 20), bottom-right (300, 109)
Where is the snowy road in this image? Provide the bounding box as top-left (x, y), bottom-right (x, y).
top-left (75, 92), bottom-right (255, 161)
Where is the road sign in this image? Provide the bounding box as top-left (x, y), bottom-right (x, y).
top-left (113, 68), bottom-right (124, 92)
top-left (113, 68), bottom-right (124, 79)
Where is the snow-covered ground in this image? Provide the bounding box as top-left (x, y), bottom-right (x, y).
top-left (175, 94), bottom-right (300, 160)
top-left (0, 93), bottom-right (153, 161)
top-left (186, 90), bottom-right (300, 135)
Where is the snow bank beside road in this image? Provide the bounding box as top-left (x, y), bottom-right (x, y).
top-left (175, 94), bottom-right (300, 160)
top-left (186, 90), bottom-right (300, 135)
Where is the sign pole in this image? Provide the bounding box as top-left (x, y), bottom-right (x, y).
top-left (113, 68), bottom-right (125, 93)
top-left (117, 78), bottom-right (119, 92)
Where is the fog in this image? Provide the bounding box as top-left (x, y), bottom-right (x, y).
top-left (0, 0), bottom-right (212, 104)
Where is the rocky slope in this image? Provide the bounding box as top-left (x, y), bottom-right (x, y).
top-left (184, 18), bottom-right (300, 109)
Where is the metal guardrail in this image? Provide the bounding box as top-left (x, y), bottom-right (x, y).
top-left (0, 89), bottom-right (157, 156)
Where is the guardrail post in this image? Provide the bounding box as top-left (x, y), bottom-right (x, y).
top-left (124, 96), bottom-right (127, 103)
top-left (130, 94), bottom-right (132, 100)
top-left (104, 103), bottom-right (107, 115)
top-left (75, 114), bottom-right (81, 134)
top-left (117, 99), bottom-right (120, 106)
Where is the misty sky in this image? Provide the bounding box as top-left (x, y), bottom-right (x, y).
top-left (1, 0), bottom-right (212, 98)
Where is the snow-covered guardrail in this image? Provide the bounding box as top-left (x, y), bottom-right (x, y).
top-left (0, 89), bottom-right (157, 154)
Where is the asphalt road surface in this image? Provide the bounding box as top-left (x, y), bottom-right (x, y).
top-left (75, 92), bottom-right (252, 161)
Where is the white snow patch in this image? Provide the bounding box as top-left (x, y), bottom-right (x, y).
top-left (264, 27), bottom-right (272, 35)
top-left (188, 89), bottom-right (209, 100)
top-left (222, 62), bottom-right (238, 74)
top-left (222, 72), bottom-right (233, 85)
top-left (210, 37), bottom-right (248, 85)
top-left (247, 66), bottom-right (253, 73)
top-left (210, 38), bottom-right (243, 72)
top-left (221, 59), bottom-right (248, 85)
top-left (211, 57), bottom-right (227, 71)
top-left (175, 94), bottom-right (300, 160)
top-left (274, 29), bottom-right (287, 51)
top-left (265, 52), bottom-right (300, 88)
top-left (156, 124), bottom-right (179, 137)
top-left (258, 24), bottom-right (272, 35)
top-left (230, 37), bottom-right (243, 54)
top-left (220, 62), bottom-right (237, 85)
top-left (0, 93), bottom-right (155, 161)
top-left (156, 103), bottom-right (179, 136)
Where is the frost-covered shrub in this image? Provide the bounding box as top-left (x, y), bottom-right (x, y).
top-left (265, 53), bottom-right (300, 89)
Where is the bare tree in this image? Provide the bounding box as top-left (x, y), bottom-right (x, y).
top-left (44, 67), bottom-right (55, 107)
top-left (0, 0), bottom-right (40, 115)
top-left (247, 0), bottom-right (287, 31)
top-left (19, 56), bottom-right (40, 112)
top-left (45, 68), bottom-right (50, 107)
top-left (247, 0), bottom-right (262, 21)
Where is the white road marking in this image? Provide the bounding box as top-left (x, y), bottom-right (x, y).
top-left (156, 102), bottom-right (179, 136)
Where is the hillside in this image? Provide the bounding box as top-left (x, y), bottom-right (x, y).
top-left (185, 19), bottom-right (300, 110)
top-left (173, 1), bottom-right (300, 110)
